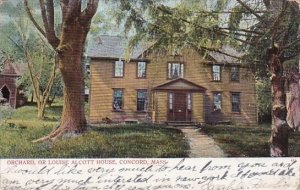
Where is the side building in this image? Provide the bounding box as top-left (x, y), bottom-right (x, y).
top-left (87, 36), bottom-right (257, 126)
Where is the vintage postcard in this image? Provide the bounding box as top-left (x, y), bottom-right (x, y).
top-left (0, 0), bottom-right (300, 189)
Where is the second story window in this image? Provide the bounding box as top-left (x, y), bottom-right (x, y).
top-left (213, 92), bottom-right (222, 111)
top-left (137, 90), bottom-right (148, 111)
top-left (137, 62), bottom-right (146, 78)
top-left (114, 60), bottom-right (124, 77)
top-left (212, 65), bottom-right (221, 81)
top-left (230, 66), bottom-right (239, 81)
top-left (168, 63), bottom-right (184, 79)
top-left (113, 89), bottom-right (123, 111)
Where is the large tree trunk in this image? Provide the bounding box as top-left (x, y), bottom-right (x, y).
top-left (267, 44), bottom-right (289, 157)
top-left (269, 50), bottom-right (289, 157)
top-left (59, 50), bottom-right (86, 134)
top-left (33, 21), bottom-right (88, 143)
top-left (270, 76), bottom-right (289, 156)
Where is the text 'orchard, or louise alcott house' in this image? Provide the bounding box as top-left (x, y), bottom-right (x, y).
top-left (87, 36), bottom-right (257, 126)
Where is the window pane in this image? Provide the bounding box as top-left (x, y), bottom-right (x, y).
top-left (180, 64), bottom-right (184, 78)
top-left (172, 63), bottom-right (180, 78)
top-left (169, 93), bottom-right (173, 110)
top-left (213, 92), bottom-right (222, 110)
top-left (137, 62), bottom-right (146, 78)
top-left (213, 65), bottom-right (220, 72)
top-left (212, 65), bottom-right (220, 81)
top-left (168, 63), bottom-right (184, 79)
top-left (187, 93), bottom-right (191, 110)
top-left (231, 93), bottom-right (240, 112)
top-left (115, 61), bottom-right (123, 77)
top-left (168, 63), bottom-right (172, 78)
top-left (137, 90), bottom-right (147, 111)
top-left (113, 89), bottom-right (123, 110)
top-left (231, 66), bottom-right (239, 81)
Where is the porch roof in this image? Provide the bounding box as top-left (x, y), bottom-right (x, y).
top-left (153, 78), bottom-right (206, 92)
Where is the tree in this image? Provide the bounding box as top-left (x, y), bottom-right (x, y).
top-left (23, 0), bottom-right (99, 142)
top-left (115, 0), bottom-right (300, 156)
top-left (0, 1), bottom-right (61, 119)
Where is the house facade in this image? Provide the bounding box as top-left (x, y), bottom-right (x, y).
top-left (87, 36), bottom-right (257, 126)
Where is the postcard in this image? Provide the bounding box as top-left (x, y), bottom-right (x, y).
top-left (0, 0), bottom-right (300, 189)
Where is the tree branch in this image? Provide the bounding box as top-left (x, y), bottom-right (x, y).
top-left (236, 0), bottom-right (267, 25)
top-left (80, 0), bottom-right (99, 23)
top-left (23, 0), bottom-right (46, 37)
top-left (60, 0), bottom-right (69, 21)
top-left (64, 0), bottom-right (82, 23)
top-left (45, 0), bottom-right (60, 48)
top-left (282, 38), bottom-right (300, 50)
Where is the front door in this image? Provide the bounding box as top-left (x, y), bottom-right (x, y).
top-left (168, 92), bottom-right (191, 121)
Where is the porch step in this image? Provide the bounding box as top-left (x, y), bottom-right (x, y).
top-left (166, 121), bottom-right (199, 127)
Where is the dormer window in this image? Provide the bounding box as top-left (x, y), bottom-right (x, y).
top-left (168, 62), bottom-right (184, 79)
top-left (114, 60), bottom-right (124, 77)
top-left (212, 65), bottom-right (221, 81)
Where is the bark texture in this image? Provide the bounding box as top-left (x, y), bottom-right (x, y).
top-left (24, 0), bottom-right (99, 142)
top-left (286, 70), bottom-right (300, 132)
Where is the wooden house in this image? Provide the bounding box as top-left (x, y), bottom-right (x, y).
top-left (0, 59), bottom-right (27, 108)
top-left (87, 36), bottom-right (257, 126)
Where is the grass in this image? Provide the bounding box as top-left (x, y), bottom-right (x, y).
top-left (1, 100), bottom-right (299, 158)
top-left (202, 124), bottom-right (300, 157)
top-left (0, 101), bottom-right (189, 158)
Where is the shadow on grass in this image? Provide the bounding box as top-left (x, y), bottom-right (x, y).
top-left (202, 124), bottom-right (300, 157)
top-left (0, 124), bottom-right (189, 158)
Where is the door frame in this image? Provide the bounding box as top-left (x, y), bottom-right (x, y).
top-left (167, 91), bottom-right (192, 121)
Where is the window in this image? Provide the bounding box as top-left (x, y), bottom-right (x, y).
top-left (212, 65), bottom-right (221, 81)
top-left (169, 93), bottom-right (173, 110)
top-left (113, 89), bottom-right (123, 111)
top-left (137, 62), bottom-right (146, 78)
top-left (168, 63), bottom-right (184, 79)
top-left (187, 93), bottom-right (192, 110)
top-left (137, 90), bottom-right (148, 111)
top-left (230, 66), bottom-right (239, 81)
top-left (231, 92), bottom-right (240, 112)
top-left (213, 92), bottom-right (222, 111)
top-left (114, 60), bottom-right (124, 77)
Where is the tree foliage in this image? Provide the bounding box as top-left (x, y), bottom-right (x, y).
top-left (113, 0), bottom-right (300, 156)
top-left (0, 1), bottom-right (63, 118)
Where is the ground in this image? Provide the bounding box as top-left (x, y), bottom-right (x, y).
top-left (202, 124), bottom-right (300, 157)
top-left (0, 101), bottom-right (299, 157)
top-left (0, 101), bottom-right (189, 158)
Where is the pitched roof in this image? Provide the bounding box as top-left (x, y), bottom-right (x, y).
top-left (208, 45), bottom-right (243, 63)
top-left (87, 35), bottom-right (151, 59)
top-left (153, 78), bottom-right (206, 92)
top-left (1, 59), bottom-right (26, 76)
top-left (87, 35), bottom-right (242, 64)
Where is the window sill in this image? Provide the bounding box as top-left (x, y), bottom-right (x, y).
top-left (210, 80), bottom-right (222, 82)
top-left (111, 110), bottom-right (125, 112)
top-left (135, 111), bottom-right (148, 113)
top-left (231, 112), bottom-right (241, 114)
top-left (211, 110), bottom-right (222, 114)
top-left (136, 77), bottom-right (147, 79)
top-left (113, 76), bottom-right (124, 78)
top-left (230, 80), bottom-right (240, 83)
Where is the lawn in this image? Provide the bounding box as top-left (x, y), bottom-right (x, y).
top-left (0, 101), bottom-right (189, 158)
top-left (202, 124), bottom-right (300, 157)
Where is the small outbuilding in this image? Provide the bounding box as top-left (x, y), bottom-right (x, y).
top-left (0, 59), bottom-right (27, 108)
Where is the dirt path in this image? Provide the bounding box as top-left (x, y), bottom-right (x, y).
top-left (177, 126), bottom-right (226, 157)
